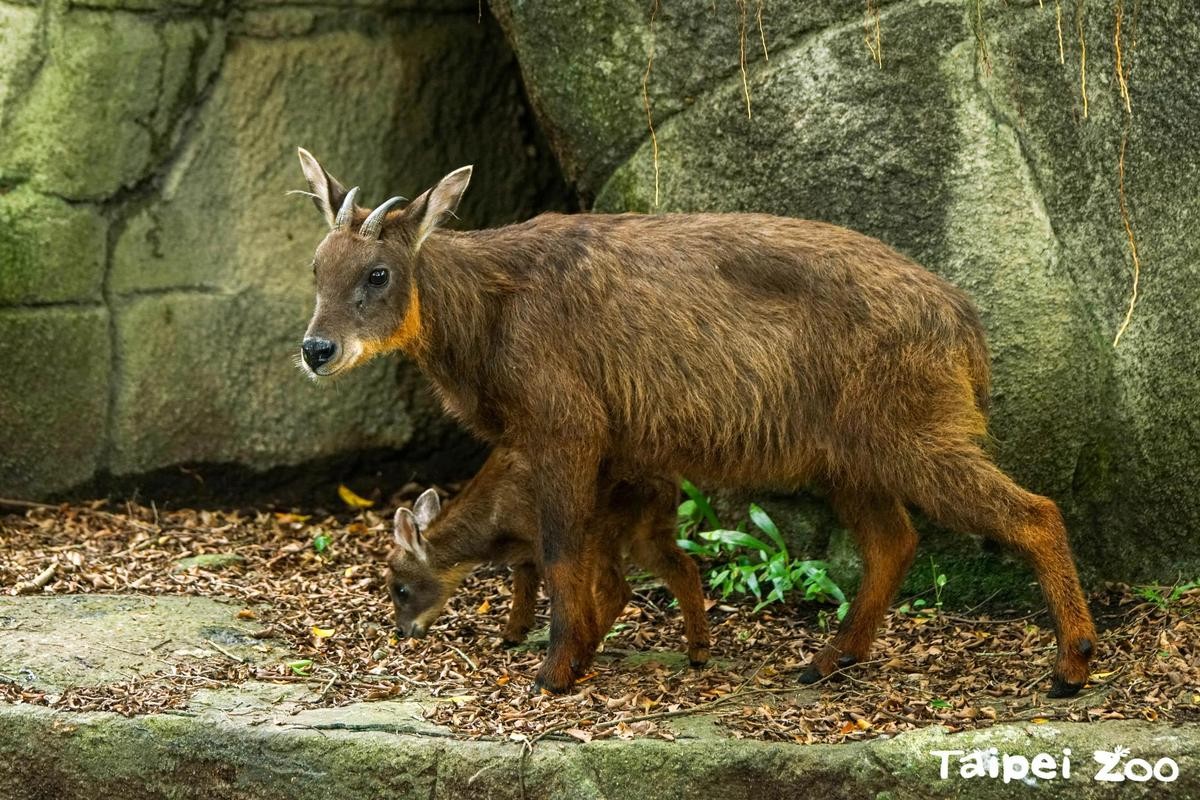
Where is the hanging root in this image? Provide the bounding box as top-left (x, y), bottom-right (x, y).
top-left (756, 0), bottom-right (769, 61)
top-left (736, 0), bottom-right (752, 118)
top-left (1055, 0), bottom-right (1065, 64)
top-left (1113, 129), bottom-right (1142, 346)
top-left (1112, 0), bottom-right (1141, 346)
top-left (1113, 0), bottom-right (1137, 114)
top-left (864, 0), bottom-right (882, 68)
top-left (642, 0), bottom-right (661, 208)
top-left (973, 0), bottom-right (992, 76)
top-left (1113, 1), bottom-right (1130, 112)
top-left (1076, 0), bottom-right (1088, 117)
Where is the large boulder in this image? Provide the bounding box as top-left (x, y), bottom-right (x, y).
top-left (0, 0), bottom-right (566, 496)
top-left (490, 0), bottom-right (1200, 582)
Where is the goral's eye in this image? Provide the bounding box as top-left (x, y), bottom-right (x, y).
top-left (393, 584), bottom-right (409, 600)
top-left (367, 268), bottom-right (389, 288)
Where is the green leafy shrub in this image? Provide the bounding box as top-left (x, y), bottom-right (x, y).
top-left (677, 482), bottom-right (850, 618)
top-left (1133, 578), bottom-right (1200, 610)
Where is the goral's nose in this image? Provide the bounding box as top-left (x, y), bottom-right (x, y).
top-left (301, 337), bottom-right (338, 370)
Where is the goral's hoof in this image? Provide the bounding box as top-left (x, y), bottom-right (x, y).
top-left (571, 656), bottom-right (597, 679)
top-left (799, 654), bottom-right (857, 685)
top-left (1047, 677), bottom-right (1085, 699)
top-left (798, 664), bottom-right (825, 684)
top-left (533, 667), bottom-right (576, 695)
top-left (688, 646), bottom-right (711, 668)
top-left (532, 679), bottom-right (574, 696)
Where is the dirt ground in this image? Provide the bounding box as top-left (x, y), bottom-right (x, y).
top-left (1, 493), bottom-right (1197, 744)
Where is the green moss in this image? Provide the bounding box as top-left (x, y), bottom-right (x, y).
top-left (2, 699), bottom-right (1200, 798)
top-left (0, 307), bottom-right (109, 496)
top-left (0, 3), bottom-right (41, 126)
top-left (901, 542), bottom-right (1040, 612)
top-left (5, 12), bottom-right (162, 198)
top-left (0, 187), bottom-right (107, 304)
top-left (108, 291), bottom-right (415, 476)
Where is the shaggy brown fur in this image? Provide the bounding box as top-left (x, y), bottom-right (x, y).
top-left (296, 150), bottom-right (1097, 696)
top-left (386, 449), bottom-right (710, 669)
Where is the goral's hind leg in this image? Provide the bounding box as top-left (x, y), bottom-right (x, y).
top-left (502, 562), bottom-right (540, 647)
top-left (909, 448), bottom-right (1097, 698)
top-left (800, 491), bottom-right (917, 683)
top-left (573, 551), bottom-right (631, 676)
top-left (631, 526), bottom-right (712, 666)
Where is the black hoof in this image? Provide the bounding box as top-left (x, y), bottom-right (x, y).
top-left (531, 678), bottom-right (573, 695)
top-left (836, 654), bottom-right (858, 669)
top-left (500, 638), bottom-right (525, 649)
top-left (1048, 678), bottom-right (1085, 699)
top-left (798, 664), bottom-right (824, 684)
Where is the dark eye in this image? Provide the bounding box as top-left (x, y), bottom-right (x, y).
top-left (393, 584), bottom-right (409, 600)
top-left (367, 268), bottom-right (389, 287)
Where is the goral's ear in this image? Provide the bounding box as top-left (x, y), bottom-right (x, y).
top-left (412, 488), bottom-right (442, 530)
top-left (392, 507), bottom-right (429, 563)
top-left (296, 147), bottom-right (350, 228)
top-left (409, 165), bottom-right (473, 250)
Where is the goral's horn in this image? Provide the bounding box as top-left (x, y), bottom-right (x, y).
top-left (360, 196), bottom-right (406, 240)
top-left (334, 186), bottom-right (360, 229)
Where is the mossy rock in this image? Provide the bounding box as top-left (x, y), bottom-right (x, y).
top-left (0, 307), bottom-right (110, 496)
top-left (0, 187), bottom-right (107, 304)
top-left (0, 2), bottom-right (567, 497)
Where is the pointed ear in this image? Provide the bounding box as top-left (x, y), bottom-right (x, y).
top-left (411, 165), bottom-right (473, 249)
top-left (412, 488), bottom-right (442, 530)
top-left (392, 507), bottom-right (429, 562)
top-left (296, 147), bottom-right (349, 228)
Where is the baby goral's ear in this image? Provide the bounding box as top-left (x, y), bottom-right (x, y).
top-left (392, 507), bottom-right (429, 563)
top-left (412, 488), bottom-right (442, 530)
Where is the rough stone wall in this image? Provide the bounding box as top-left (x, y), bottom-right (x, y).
top-left (0, 0), bottom-right (566, 497)
top-left (489, 0), bottom-right (1200, 582)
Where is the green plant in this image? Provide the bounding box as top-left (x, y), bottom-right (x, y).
top-left (604, 623), bottom-right (630, 641)
top-left (285, 659), bottom-right (313, 676)
top-left (677, 479), bottom-right (720, 536)
top-left (677, 492), bottom-right (849, 618)
top-left (1134, 579), bottom-right (1200, 610)
top-left (896, 598), bottom-right (928, 616)
top-left (930, 556), bottom-right (948, 610)
top-left (897, 558), bottom-right (948, 617)
top-left (312, 532), bottom-right (331, 553)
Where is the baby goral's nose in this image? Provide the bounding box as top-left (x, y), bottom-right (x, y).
top-left (301, 337), bottom-right (338, 369)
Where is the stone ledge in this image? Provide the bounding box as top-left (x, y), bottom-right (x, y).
top-left (1, 594), bottom-right (1195, 798)
top-left (0, 702), bottom-right (1195, 799)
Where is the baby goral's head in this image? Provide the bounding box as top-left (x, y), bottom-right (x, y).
top-left (386, 489), bottom-right (460, 638)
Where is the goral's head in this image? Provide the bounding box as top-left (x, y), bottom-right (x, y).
top-left (294, 148), bottom-right (472, 378)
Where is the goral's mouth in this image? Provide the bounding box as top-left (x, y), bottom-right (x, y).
top-left (312, 362), bottom-right (348, 378)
